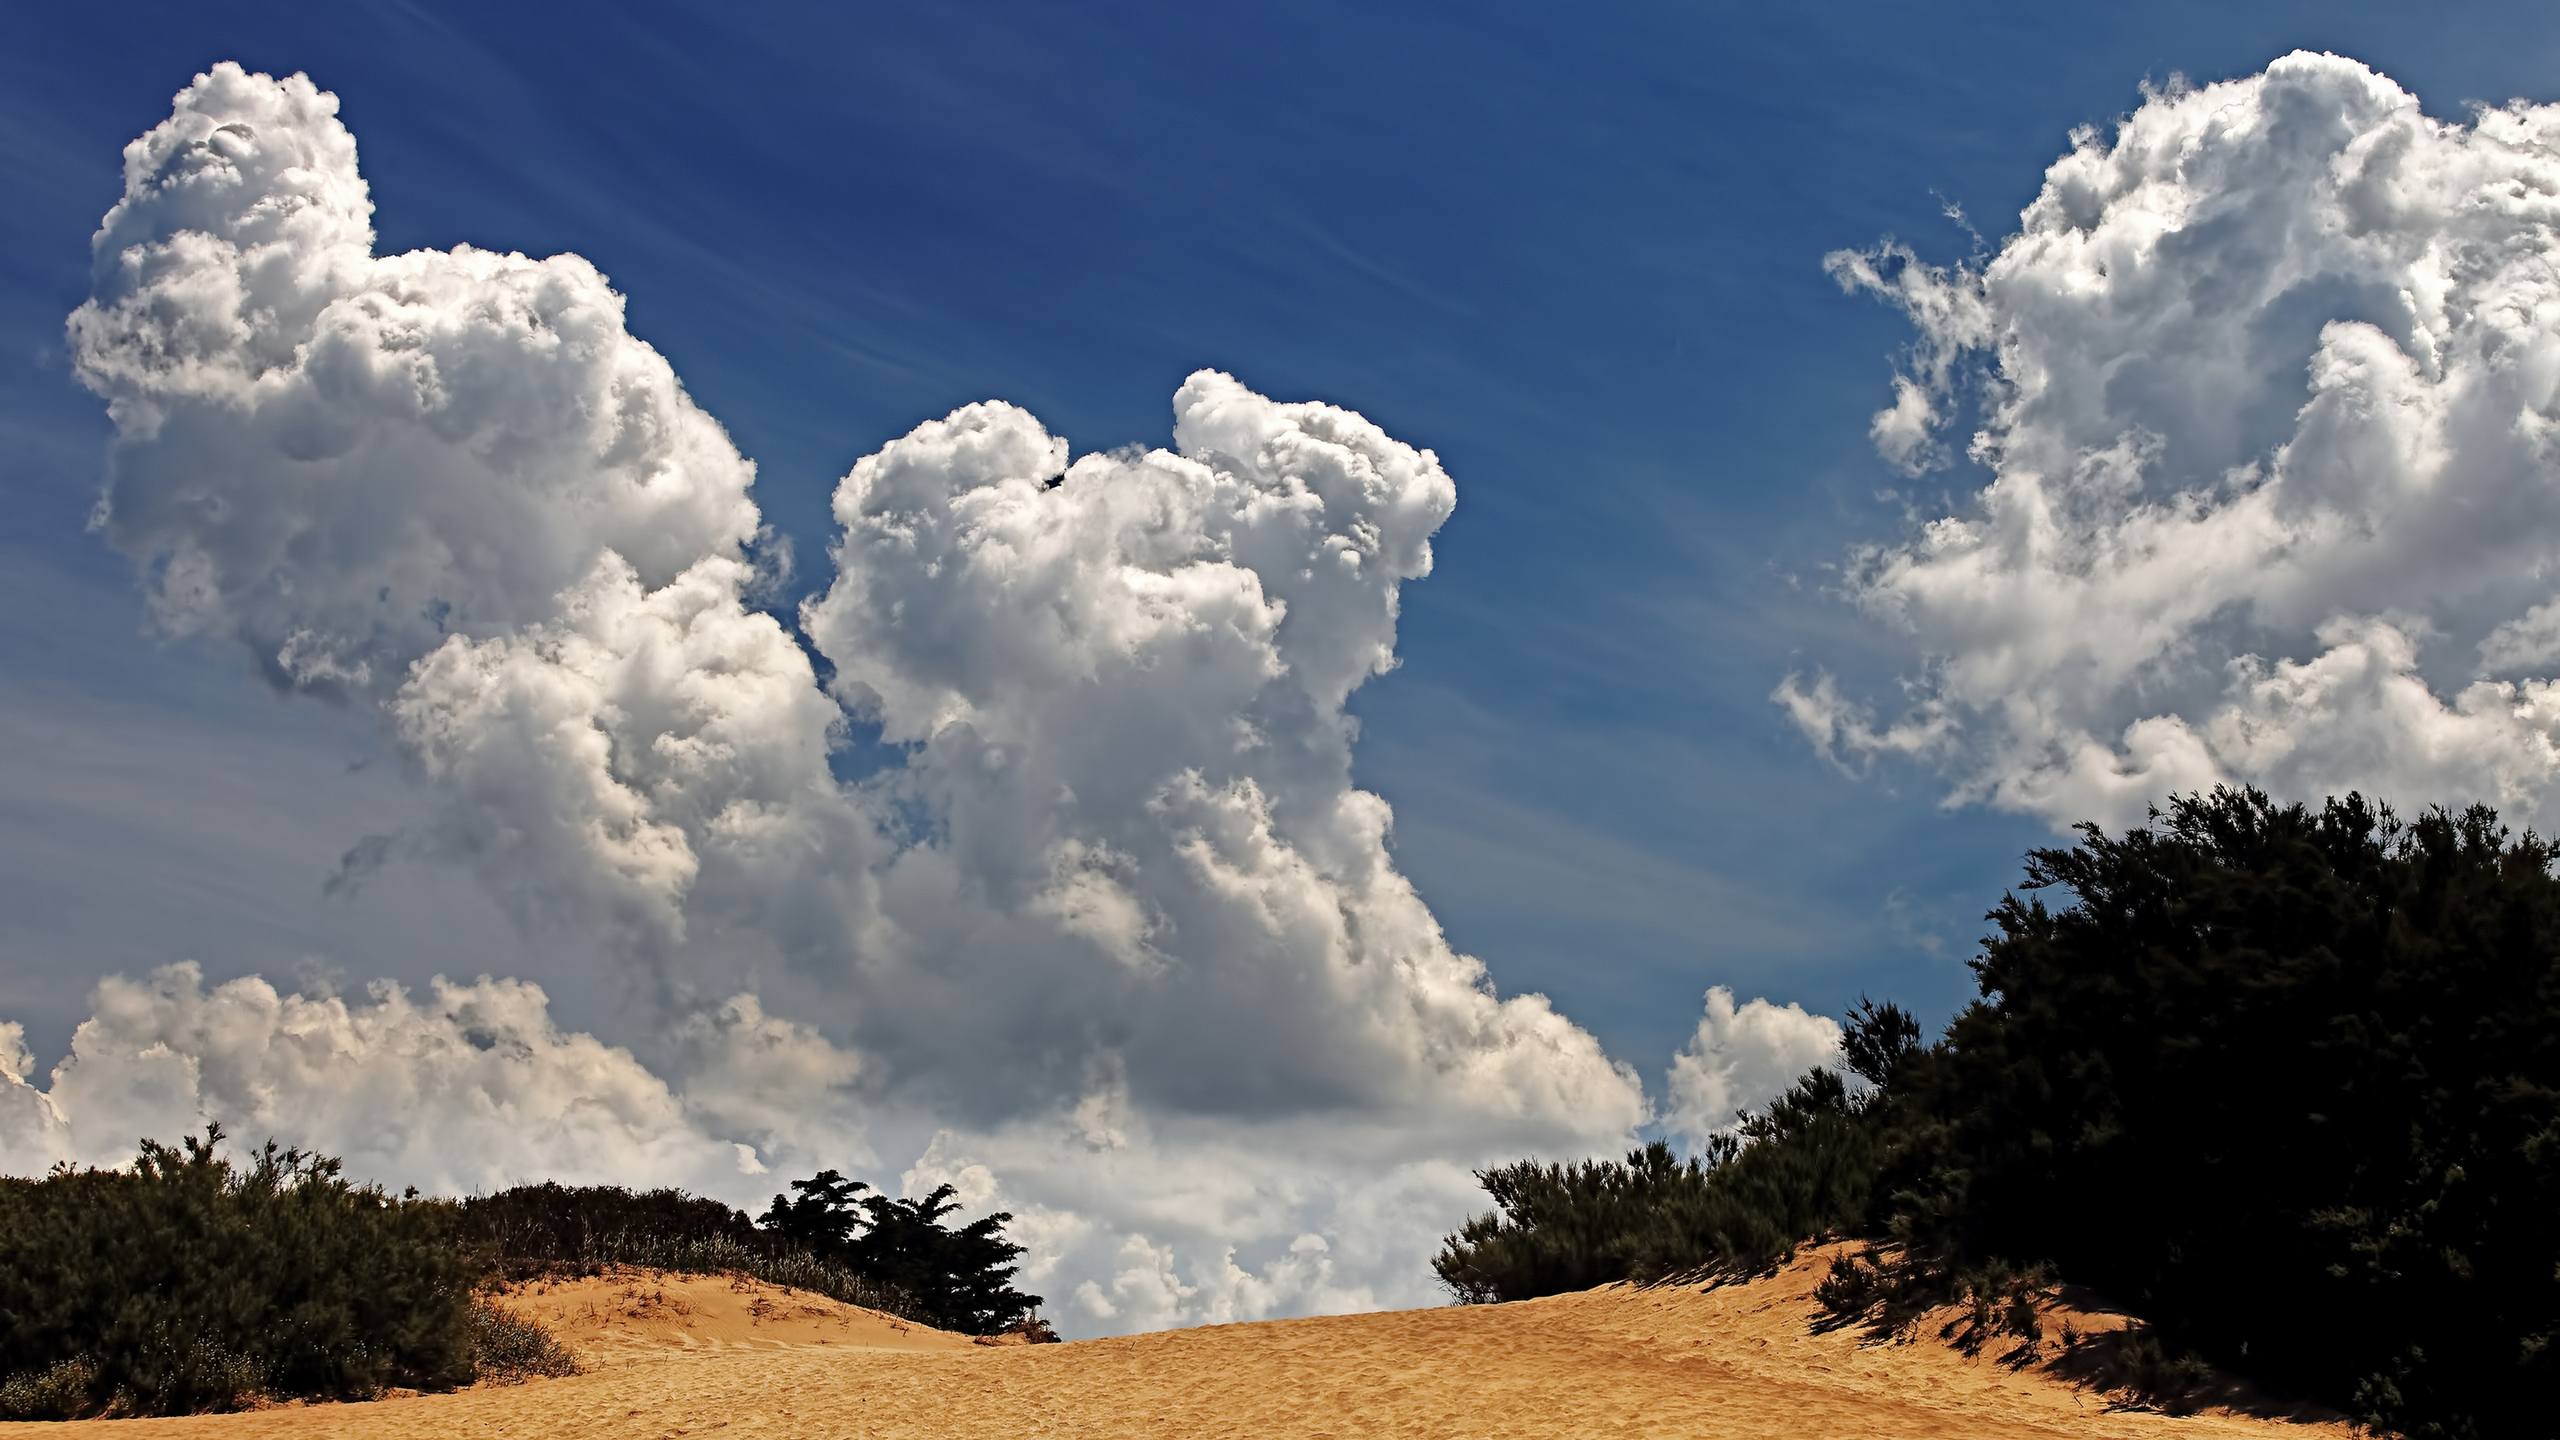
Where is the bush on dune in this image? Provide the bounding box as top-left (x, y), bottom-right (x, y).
top-left (450, 1173), bottom-right (931, 1322)
top-left (464, 1297), bottom-right (579, 1384)
top-left (0, 1134), bottom-right (1057, 1417)
top-left (1433, 1142), bottom-right (1719, 1303)
top-left (448, 1179), bottom-right (762, 1275)
top-left (0, 1125), bottom-right (477, 1418)
top-left (1434, 1003), bottom-right (1912, 1304)
top-left (1860, 789), bottom-right (2560, 1438)
top-left (1441, 788), bottom-right (2559, 1439)
top-left (447, 1180), bottom-right (929, 1324)
top-left (452, 1169), bottom-right (1047, 1337)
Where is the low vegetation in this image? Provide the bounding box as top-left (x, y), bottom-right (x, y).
top-left (0, 1126), bottom-right (474, 1419)
top-left (1440, 788), bottom-right (2560, 1440)
top-left (1434, 1059), bottom-right (1893, 1302)
top-left (446, 1180), bottom-right (928, 1322)
top-left (463, 1298), bottom-right (579, 1385)
top-left (0, 1132), bottom-right (1048, 1417)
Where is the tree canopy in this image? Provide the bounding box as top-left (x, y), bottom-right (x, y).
top-left (760, 1171), bottom-right (1040, 1335)
top-left (1889, 788), bottom-right (2558, 1436)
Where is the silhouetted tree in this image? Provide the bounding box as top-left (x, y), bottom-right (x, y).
top-left (1838, 997), bottom-right (1920, 1091)
top-left (846, 1185), bottom-right (1039, 1335)
top-left (757, 1169), bottom-right (870, 1263)
top-left (757, 1173), bottom-right (1041, 1335)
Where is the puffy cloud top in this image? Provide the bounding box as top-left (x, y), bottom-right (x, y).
top-left (72, 62), bottom-right (762, 697)
top-left (802, 374), bottom-right (1618, 1132)
top-left (20, 964), bottom-right (800, 1192)
top-left (1662, 987), bottom-right (1843, 1143)
top-left (1789, 52), bottom-right (2560, 829)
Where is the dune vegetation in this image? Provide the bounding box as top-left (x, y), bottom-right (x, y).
top-left (0, 1129), bottom-right (477, 1418)
top-left (0, 1135), bottom-right (1046, 1419)
top-left (1440, 787), bottom-right (2559, 1439)
top-left (21, 1243), bottom-right (2359, 1440)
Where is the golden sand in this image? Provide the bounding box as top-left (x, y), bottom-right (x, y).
top-left (8, 1250), bottom-right (2349, 1439)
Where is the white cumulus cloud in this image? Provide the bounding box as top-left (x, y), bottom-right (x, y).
top-left (1790, 52), bottom-right (2560, 830)
top-left (0, 1023), bottom-right (75, 1173)
top-left (25, 61), bottom-right (1663, 1335)
top-left (0, 964), bottom-right (818, 1191)
top-left (795, 375), bottom-right (1639, 1134)
top-left (1662, 987), bottom-right (1843, 1144)
top-left (71, 65), bottom-right (764, 700)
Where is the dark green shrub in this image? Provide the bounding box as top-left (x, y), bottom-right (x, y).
top-left (1870, 789), bottom-right (2560, 1438)
top-left (1812, 1249), bottom-right (1890, 1325)
top-left (451, 1181), bottom-right (759, 1275)
top-left (1453, 788), bottom-right (2559, 1437)
top-left (2109, 1325), bottom-right (2217, 1413)
top-left (1621, 1072), bottom-right (1880, 1284)
top-left (1936, 1258), bottom-right (2048, 1358)
top-left (1435, 1059), bottom-right (1891, 1304)
top-left (1433, 1142), bottom-right (1716, 1303)
top-left (0, 1126), bottom-right (474, 1416)
top-left (1810, 1242), bottom-right (1974, 1341)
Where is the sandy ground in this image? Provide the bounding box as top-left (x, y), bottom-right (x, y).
top-left (8, 1251), bottom-right (2353, 1439)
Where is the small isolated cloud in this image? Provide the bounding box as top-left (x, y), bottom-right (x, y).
top-left (1661, 987), bottom-right (1842, 1144)
top-left (1799, 52), bottom-right (2560, 831)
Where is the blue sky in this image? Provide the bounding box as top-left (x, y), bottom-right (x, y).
top-left (7, 0), bottom-right (2557, 1092)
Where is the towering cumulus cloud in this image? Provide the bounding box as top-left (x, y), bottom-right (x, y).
top-left (796, 379), bottom-right (1632, 1126)
top-left (16, 62), bottom-right (1690, 1328)
top-left (1787, 52), bottom-right (2560, 829)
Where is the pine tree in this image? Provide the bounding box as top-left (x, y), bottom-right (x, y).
top-left (755, 1172), bottom-right (1041, 1335)
top-left (757, 1169), bottom-right (870, 1263)
top-left (847, 1185), bottom-right (1039, 1335)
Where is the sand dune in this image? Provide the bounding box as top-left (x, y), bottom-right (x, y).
top-left (497, 1271), bottom-right (984, 1358)
top-left (10, 1251), bottom-right (2349, 1438)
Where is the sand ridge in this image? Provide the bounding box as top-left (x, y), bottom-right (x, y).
top-left (495, 1270), bottom-right (983, 1358)
top-left (7, 1248), bottom-right (2353, 1438)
